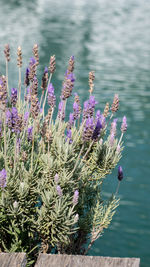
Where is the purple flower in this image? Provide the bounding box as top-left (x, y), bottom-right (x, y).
top-left (48, 83), bottom-right (54, 94)
top-left (16, 138), bottom-right (21, 156)
top-left (41, 67), bottom-right (48, 90)
top-left (25, 87), bottom-right (31, 102)
top-left (11, 107), bottom-right (20, 134)
top-left (0, 76), bottom-right (7, 105)
top-left (73, 101), bottom-right (80, 120)
top-left (29, 57), bottom-right (36, 65)
top-left (118, 166), bottom-right (123, 181)
top-left (68, 56), bottom-right (75, 73)
top-left (96, 110), bottom-right (101, 121)
top-left (111, 94), bottom-right (119, 113)
top-left (24, 111), bottom-right (29, 126)
top-left (11, 88), bottom-right (18, 106)
top-left (0, 120), bottom-right (2, 137)
top-left (56, 185), bottom-right (63, 197)
top-left (83, 117), bottom-right (95, 141)
top-left (54, 173), bottom-right (59, 184)
top-left (44, 67), bottom-right (48, 74)
top-left (61, 71), bottom-right (75, 100)
top-left (6, 109), bottom-right (12, 126)
top-left (6, 107), bottom-right (21, 134)
top-left (70, 55), bottom-right (74, 61)
top-left (68, 113), bottom-right (74, 129)
top-left (0, 169), bottom-right (7, 188)
top-left (121, 116), bottom-right (127, 133)
top-left (58, 100), bottom-right (65, 120)
top-left (83, 100), bottom-right (89, 119)
top-left (109, 133), bottom-right (115, 147)
top-left (47, 83), bottom-right (56, 108)
top-left (28, 58), bottom-right (37, 82)
top-left (73, 190), bottom-right (79, 206)
top-left (27, 126), bottom-right (33, 142)
top-left (110, 118), bottom-right (118, 136)
top-left (66, 129), bottom-right (73, 144)
top-left (24, 68), bottom-right (30, 86)
top-left (89, 95), bottom-right (98, 108)
top-left (83, 96), bottom-right (98, 119)
top-left (100, 114), bottom-right (105, 129)
top-left (92, 120), bottom-right (102, 140)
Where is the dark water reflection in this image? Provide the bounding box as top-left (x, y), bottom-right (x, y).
top-left (0, 0), bottom-right (150, 266)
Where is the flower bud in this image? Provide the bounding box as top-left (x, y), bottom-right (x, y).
top-left (13, 201), bottom-right (18, 209)
top-left (73, 190), bottom-right (79, 206)
top-left (118, 166), bottom-right (123, 181)
top-left (54, 174), bottom-right (59, 184)
top-left (56, 185), bottom-right (63, 197)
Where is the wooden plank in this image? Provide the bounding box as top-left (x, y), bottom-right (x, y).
top-left (35, 254), bottom-right (140, 267)
top-left (0, 253), bottom-right (27, 267)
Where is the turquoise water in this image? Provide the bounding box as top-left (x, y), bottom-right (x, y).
top-left (0, 0), bottom-right (150, 266)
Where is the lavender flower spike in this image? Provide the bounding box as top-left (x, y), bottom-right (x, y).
top-left (83, 117), bottom-right (95, 141)
top-left (92, 120), bottom-right (102, 140)
top-left (121, 116), bottom-right (127, 133)
top-left (66, 129), bottom-right (73, 144)
top-left (24, 111), bottom-right (29, 126)
top-left (62, 72), bottom-right (75, 100)
top-left (68, 113), bottom-right (74, 129)
top-left (110, 118), bottom-right (118, 136)
top-left (73, 190), bottom-right (79, 206)
top-left (111, 94), bottom-right (119, 113)
top-left (58, 100), bottom-right (65, 120)
top-left (73, 101), bottom-right (80, 120)
top-left (47, 83), bottom-right (56, 108)
top-left (0, 169), bottom-right (7, 188)
top-left (27, 126), bottom-right (33, 142)
top-left (11, 88), bottom-right (18, 106)
top-left (96, 110), bottom-right (101, 121)
top-left (54, 173), bottom-right (59, 184)
top-left (109, 133), bottom-right (115, 147)
top-left (24, 68), bottom-right (30, 86)
top-left (56, 185), bottom-right (63, 197)
top-left (118, 166), bottom-right (123, 181)
top-left (83, 96), bottom-right (98, 119)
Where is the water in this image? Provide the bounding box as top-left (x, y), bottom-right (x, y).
top-left (0, 0), bottom-right (150, 266)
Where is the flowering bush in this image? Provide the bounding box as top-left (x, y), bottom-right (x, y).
top-left (0, 44), bottom-right (127, 265)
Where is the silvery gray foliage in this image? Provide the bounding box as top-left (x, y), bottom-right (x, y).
top-left (0, 45), bottom-right (126, 265)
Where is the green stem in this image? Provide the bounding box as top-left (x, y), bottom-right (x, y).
top-left (105, 113), bottom-right (113, 129)
top-left (118, 132), bottom-right (124, 146)
top-left (72, 119), bottom-right (86, 146)
top-left (40, 91), bottom-right (44, 109)
top-left (49, 108), bottom-right (54, 125)
top-left (68, 144), bottom-right (84, 179)
top-left (31, 121), bottom-right (35, 172)
top-left (6, 60), bottom-right (9, 93)
top-left (82, 140), bottom-right (94, 161)
top-left (58, 100), bottom-right (66, 131)
top-left (3, 112), bottom-right (7, 170)
top-left (42, 73), bottom-right (52, 118)
top-left (18, 67), bottom-right (21, 108)
top-left (13, 136), bottom-right (17, 175)
top-left (115, 181), bottom-right (120, 195)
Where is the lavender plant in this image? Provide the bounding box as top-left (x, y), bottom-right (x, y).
top-left (0, 45), bottom-right (127, 264)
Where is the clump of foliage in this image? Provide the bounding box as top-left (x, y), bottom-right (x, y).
top-left (0, 44), bottom-right (127, 265)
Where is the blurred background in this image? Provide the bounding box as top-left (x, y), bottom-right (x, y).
top-left (0, 0), bottom-right (150, 266)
